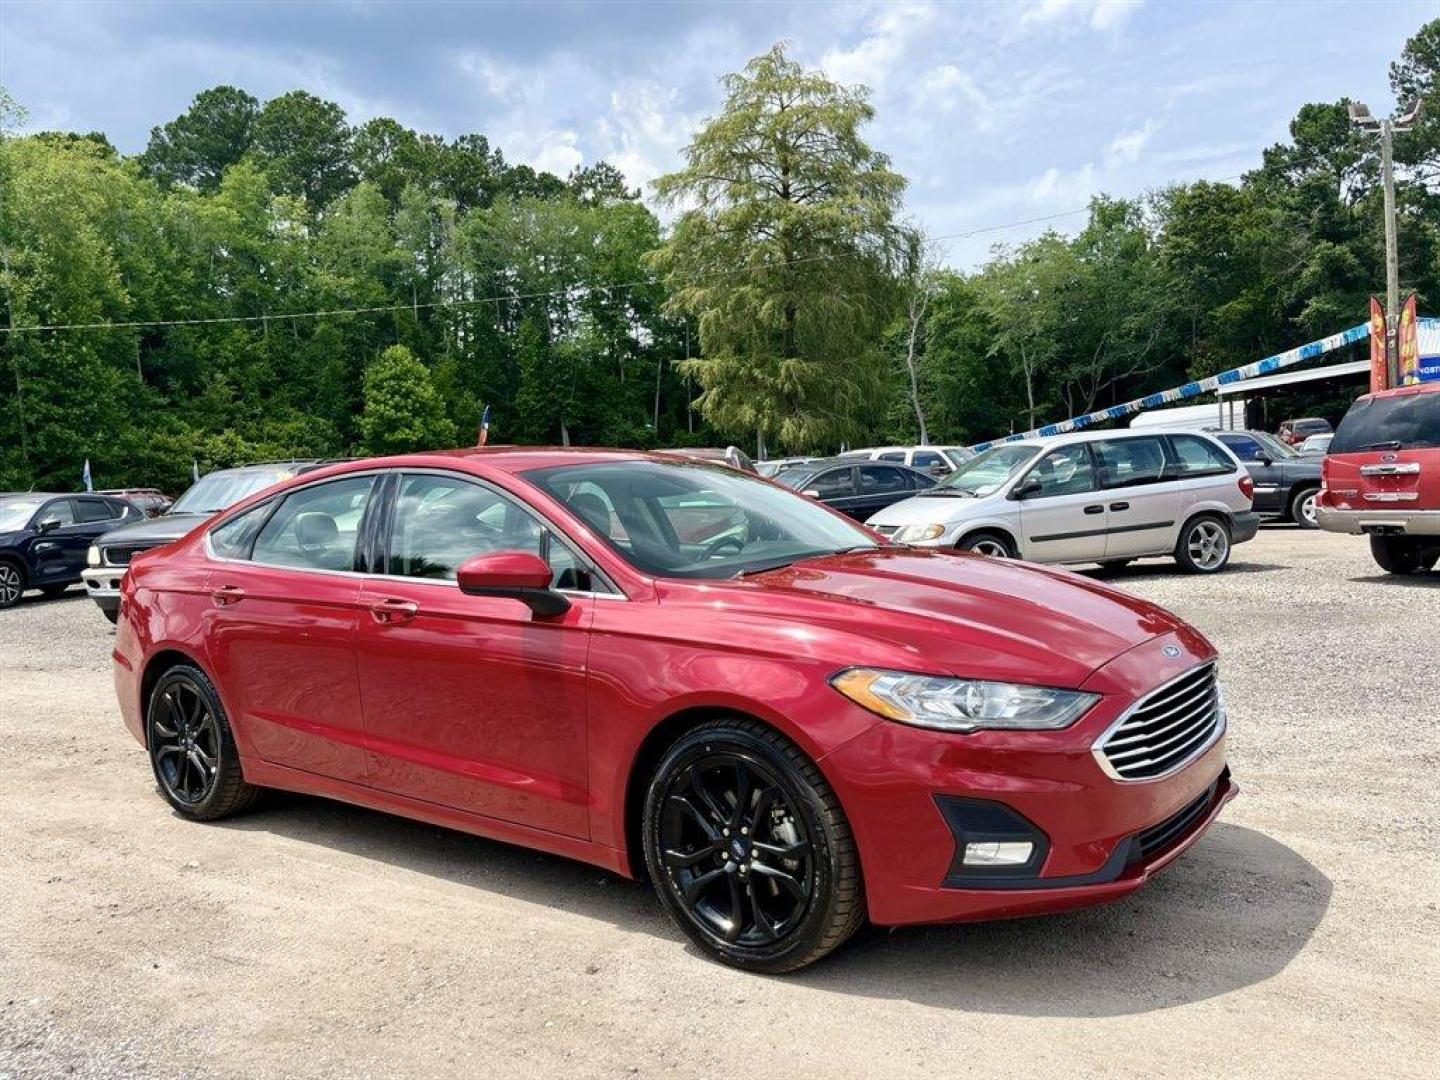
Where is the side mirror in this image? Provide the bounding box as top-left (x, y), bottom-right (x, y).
top-left (1257, 455), bottom-right (1273, 467)
top-left (802, 489), bottom-right (822, 499)
top-left (1013, 480), bottom-right (1042, 500)
top-left (36, 518), bottom-right (61, 532)
top-left (456, 551), bottom-right (571, 618)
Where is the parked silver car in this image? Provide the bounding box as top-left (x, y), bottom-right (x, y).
top-left (865, 430), bottom-right (1259, 573)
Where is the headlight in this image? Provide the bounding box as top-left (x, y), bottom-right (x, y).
top-left (87, 545), bottom-right (101, 567)
top-left (893, 523), bottom-right (946, 543)
top-left (830, 668), bottom-right (1098, 732)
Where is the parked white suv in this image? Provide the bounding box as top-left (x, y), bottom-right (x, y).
top-left (866, 430), bottom-right (1259, 573)
top-left (839, 445), bottom-right (972, 476)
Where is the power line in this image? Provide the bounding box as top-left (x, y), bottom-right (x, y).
top-left (0, 173), bottom-right (1247, 336)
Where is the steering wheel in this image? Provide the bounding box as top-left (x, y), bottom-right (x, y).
top-left (701, 534), bottom-right (746, 560)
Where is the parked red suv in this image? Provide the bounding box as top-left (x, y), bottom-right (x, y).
top-left (112, 450), bottom-right (1236, 972)
top-left (1316, 383), bottom-right (1440, 574)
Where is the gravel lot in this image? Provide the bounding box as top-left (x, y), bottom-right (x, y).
top-left (1, 528), bottom-right (1436, 1079)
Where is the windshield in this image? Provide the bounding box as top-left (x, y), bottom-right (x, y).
top-left (1331, 392), bottom-right (1440, 453)
top-left (170, 468), bottom-right (293, 515)
top-left (0, 498), bottom-right (44, 532)
top-left (523, 460), bottom-right (877, 579)
top-left (934, 445), bottom-right (1040, 496)
top-left (1253, 431), bottom-right (1297, 459)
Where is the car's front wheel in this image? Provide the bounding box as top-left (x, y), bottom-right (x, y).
top-left (642, 719), bottom-right (865, 973)
top-left (146, 664), bottom-right (259, 821)
top-left (1369, 535), bottom-right (1439, 575)
top-left (1174, 515), bottom-right (1232, 574)
top-left (958, 531), bottom-right (1016, 558)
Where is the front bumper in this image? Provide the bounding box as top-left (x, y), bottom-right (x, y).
top-left (81, 566), bottom-right (123, 612)
top-left (823, 631), bottom-right (1235, 926)
top-left (1230, 511), bottom-right (1261, 544)
top-left (1315, 506), bottom-right (1440, 537)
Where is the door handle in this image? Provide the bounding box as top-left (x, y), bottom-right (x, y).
top-left (1110, 501), bottom-right (1130, 512)
top-left (1083, 504), bottom-right (1104, 515)
top-left (369, 597), bottom-right (419, 624)
top-left (211, 584), bottom-right (246, 607)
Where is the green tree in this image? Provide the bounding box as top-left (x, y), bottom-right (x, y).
top-left (650, 44), bottom-right (907, 454)
top-left (358, 344), bottom-right (458, 454)
top-left (138, 86), bottom-right (259, 193)
top-left (249, 91), bottom-right (355, 207)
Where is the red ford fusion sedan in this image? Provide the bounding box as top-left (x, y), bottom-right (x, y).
top-left (112, 449), bottom-right (1237, 972)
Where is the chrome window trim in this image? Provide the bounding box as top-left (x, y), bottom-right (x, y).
top-left (1090, 660), bottom-right (1226, 784)
top-left (202, 466), bottom-right (626, 601)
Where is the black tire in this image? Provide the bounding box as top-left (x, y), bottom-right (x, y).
top-left (642, 718), bottom-right (865, 974)
top-left (145, 664), bottom-right (259, 821)
top-left (0, 558), bottom-right (26, 609)
top-left (103, 606), bottom-right (120, 625)
top-left (1174, 514), bottom-right (1232, 574)
top-left (41, 584), bottom-right (69, 599)
top-left (958, 531), bottom-right (1016, 559)
top-left (1289, 486), bottom-right (1320, 529)
top-left (1369, 535), bottom-right (1439, 575)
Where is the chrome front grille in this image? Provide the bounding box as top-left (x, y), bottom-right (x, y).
top-left (1095, 662), bottom-right (1223, 781)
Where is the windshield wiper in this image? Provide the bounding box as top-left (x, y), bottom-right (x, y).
top-left (924, 488), bottom-right (977, 497)
top-left (1359, 440), bottom-right (1402, 451)
top-left (736, 545), bottom-right (875, 578)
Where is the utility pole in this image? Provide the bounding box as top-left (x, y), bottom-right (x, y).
top-left (1349, 99), bottom-right (1423, 387)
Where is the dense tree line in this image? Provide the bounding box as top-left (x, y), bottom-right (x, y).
top-left (1, 21), bottom-right (1437, 494)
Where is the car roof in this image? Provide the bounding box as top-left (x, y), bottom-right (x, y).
top-left (996, 428), bottom-right (1226, 449)
top-left (1360, 382), bottom-right (1440, 402)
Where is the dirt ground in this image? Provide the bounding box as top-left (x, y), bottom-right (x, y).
top-left (1, 527), bottom-right (1436, 1079)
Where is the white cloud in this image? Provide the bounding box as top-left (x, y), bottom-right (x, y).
top-left (819, 2), bottom-right (937, 88)
top-left (1107, 119), bottom-right (1158, 166)
top-left (1020, 0), bottom-right (1143, 33)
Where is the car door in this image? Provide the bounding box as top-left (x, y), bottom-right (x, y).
top-left (29, 498), bottom-right (87, 582)
top-left (355, 470), bottom-right (595, 839)
top-left (202, 474), bottom-right (378, 783)
top-left (1092, 436), bottom-right (1183, 558)
top-left (1014, 443), bottom-right (1109, 562)
top-left (807, 466), bottom-right (864, 519)
top-left (856, 464), bottom-right (915, 518)
top-left (1218, 434), bottom-right (1283, 514)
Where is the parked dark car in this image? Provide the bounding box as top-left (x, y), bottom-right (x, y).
top-left (1213, 430), bottom-right (1322, 528)
top-left (82, 462), bottom-right (324, 622)
top-left (99, 487), bottom-right (173, 518)
top-left (0, 492), bottom-right (143, 609)
top-left (775, 457), bottom-right (936, 520)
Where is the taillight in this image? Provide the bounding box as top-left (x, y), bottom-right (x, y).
top-left (1238, 474), bottom-right (1254, 501)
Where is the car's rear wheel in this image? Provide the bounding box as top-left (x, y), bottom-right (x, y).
top-left (959, 531), bottom-right (1015, 558)
top-left (0, 559), bottom-right (25, 609)
top-left (1369, 535), bottom-right (1439, 575)
top-left (146, 664), bottom-right (259, 821)
top-left (1290, 487), bottom-right (1320, 529)
top-left (1174, 515), bottom-right (1232, 574)
top-left (643, 719), bottom-right (864, 973)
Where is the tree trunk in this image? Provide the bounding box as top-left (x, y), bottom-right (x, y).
top-left (903, 289), bottom-right (929, 444)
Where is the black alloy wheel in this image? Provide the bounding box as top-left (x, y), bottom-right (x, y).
top-left (146, 665), bottom-right (259, 820)
top-left (643, 720), bottom-right (864, 973)
top-left (0, 560), bottom-right (24, 609)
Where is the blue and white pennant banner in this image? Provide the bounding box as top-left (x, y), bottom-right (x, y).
top-left (966, 322), bottom-right (1370, 453)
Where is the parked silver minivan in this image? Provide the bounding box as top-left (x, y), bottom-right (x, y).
top-left (866, 430), bottom-right (1259, 573)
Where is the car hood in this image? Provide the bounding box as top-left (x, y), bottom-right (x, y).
top-left (95, 512), bottom-right (209, 548)
top-left (0, 530), bottom-right (29, 547)
top-left (690, 547), bottom-right (1199, 687)
top-left (864, 492), bottom-right (997, 526)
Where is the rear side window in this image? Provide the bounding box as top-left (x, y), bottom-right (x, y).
top-left (877, 451), bottom-right (906, 462)
top-left (1331, 392), bottom-right (1440, 453)
top-left (1167, 435), bottom-right (1236, 477)
top-left (75, 498), bottom-right (120, 523)
top-left (1093, 437), bottom-right (1171, 488)
top-left (251, 476), bottom-right (376, 571)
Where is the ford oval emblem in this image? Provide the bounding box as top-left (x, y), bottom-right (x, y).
top-left (1381, 452), bottom-right (1398, 463)
top-left (1162, 645), bottom-right (1181, 658)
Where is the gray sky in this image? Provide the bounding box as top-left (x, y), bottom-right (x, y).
top-left (1, 0), bottom-right (1432, 265)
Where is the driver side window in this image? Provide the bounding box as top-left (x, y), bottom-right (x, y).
top-left (1027, 444), bottom-right (1097, 497)
top-left (38, 499), bottom-right (76, 528)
